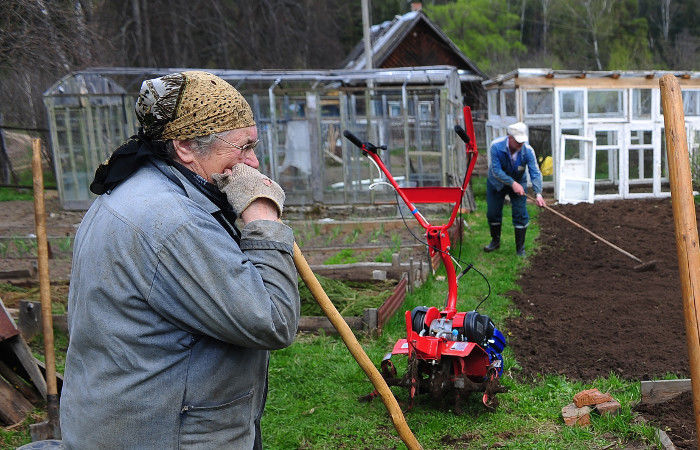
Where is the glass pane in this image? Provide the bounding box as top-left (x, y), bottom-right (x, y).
top-left (528, 125), bottom-right (552, 182)
top-left (643, 149), bottom-right (653, 178)
top-left (488, 90), bottom-right (498, 116)
top-left (683, 91), bottom-right (700, 116)
top-left (629, 149), bottom-right (640, 179)
top-left (661, 129), bottom-right (670, 192)
top-left (595, 130), bottom-right (617, 146)
top-left (526, 90), bottom-right (553, 115)
top-left (560, 91), bottom-right (583, 118)
top-left (631, 130), bottom-right (652, 145)
top-left (632, 89), bottom-right (651, 119)
top-left (588, 90), bottom-right (624, 117)
top-left (503, 90), bottom-right (516, 116)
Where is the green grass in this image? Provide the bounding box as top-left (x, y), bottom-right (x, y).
top-left (0, 167), bottom-right (57, 202)
top-left (323, 248), bottom-right (359, 265)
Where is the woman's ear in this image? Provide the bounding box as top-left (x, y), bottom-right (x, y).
top-left (172, 140), bottom-right (196, 164)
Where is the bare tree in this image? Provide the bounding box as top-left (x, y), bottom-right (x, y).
top-left (566, 0), bottom-right (617, 70)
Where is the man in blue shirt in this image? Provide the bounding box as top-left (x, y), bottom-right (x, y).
top-left (484, 122), bottom-right (546, 256)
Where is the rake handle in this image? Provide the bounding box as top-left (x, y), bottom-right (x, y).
top-left (292, 242), bottom-right (422, 450)
top-left (529, 196), bottom-right (643, 264)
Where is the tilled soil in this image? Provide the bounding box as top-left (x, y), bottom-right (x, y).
top-left (506, 198), bottom-right (697, 448)
top-left (635, 392), bottom-right (697, 449)
top-left (506, 198), bottom-right (690, 381)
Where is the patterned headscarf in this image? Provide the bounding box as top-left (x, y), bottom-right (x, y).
top-left (135, 71), bottom-right (255, 140)
top-left (90, 71), bottom-right (255, 195)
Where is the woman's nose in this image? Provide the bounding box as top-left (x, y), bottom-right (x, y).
top-left (244, 151), bottom-right (259, 169)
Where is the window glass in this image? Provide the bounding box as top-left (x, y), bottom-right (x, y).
top-left (562, 128), bottom-right (582, 159)
top-left (559, 91), bottom-right (583, 118)
top-left (488, 90), bottom-right (499, 117)
top-left (630, 130), bottom-right (652, 145)
top-left (588, 90), bottom-right (624, 117)
top-left (387, 101), bottom-right (401, 117)
top-left (632, 89), bottom-right (651, 119)
top-left (418, 101), bottom-right (432, 120)
top-left (526, 90), bottom-right (553, 116)
top-left (503, 90), bottom-right (516, 117)
top-left (683, 91), bottom-right (700, 116)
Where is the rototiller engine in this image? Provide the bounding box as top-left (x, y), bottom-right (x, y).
top-left (343, 107), bottom-right (508, 412)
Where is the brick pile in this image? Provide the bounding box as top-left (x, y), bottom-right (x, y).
top-left (561, 388), bottom-right (621, 427)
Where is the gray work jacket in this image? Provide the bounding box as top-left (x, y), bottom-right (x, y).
top-left (60, 159), bottom-right (300, 449)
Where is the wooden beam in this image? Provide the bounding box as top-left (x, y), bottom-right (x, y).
top-left (640, 379), bottom-right (692, 404)
top-left (7, 335), bottom-right (47, 399)
top-left (297, 315), bottom-right (364, 334)
top-left (515, 76), bottom-right (700, 89)
top-left (0, 374), bottom-right (32, 426)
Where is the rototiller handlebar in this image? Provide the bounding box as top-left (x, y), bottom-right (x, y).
top-left (343, 106), bottom-right (478, 316)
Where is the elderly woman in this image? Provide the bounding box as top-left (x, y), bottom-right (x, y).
top-left (60, 71), bottom-right (300, 449)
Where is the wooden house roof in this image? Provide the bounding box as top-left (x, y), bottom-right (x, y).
top-left (341, 10), bottom-right (485, 81)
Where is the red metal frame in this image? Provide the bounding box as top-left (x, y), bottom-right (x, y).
top-left (356, 106), bottom-right (478, 322)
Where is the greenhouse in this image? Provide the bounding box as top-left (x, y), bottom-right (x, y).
top-left (43, 66), bottom-right (472, 210)
top-left (483, 69), bottom-right (700, 204)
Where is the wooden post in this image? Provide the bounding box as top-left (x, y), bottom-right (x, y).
top-left (31, 138), bottom-right (60, 438)
top-left (659, 74), bottom-right (700, 440)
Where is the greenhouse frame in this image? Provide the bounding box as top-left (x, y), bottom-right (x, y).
top-left (483, 69), bottom-right (700, 204)
top-left (43, 66), bottom-right (474, 210)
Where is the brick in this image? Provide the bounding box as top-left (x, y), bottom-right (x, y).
top-left (573, 388), bottom-right (613, 407)
top-left (594, 400), bottom-right (621, 416)
top-left (562, 403), bottom-right (592, 427)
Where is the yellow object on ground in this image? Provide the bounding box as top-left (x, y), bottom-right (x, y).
top-left (539, 155), bottom-right (553, 176)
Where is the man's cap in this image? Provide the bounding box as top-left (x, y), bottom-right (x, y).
top-left (507, 122), bottom-right (528, 144)
top-left (135, 71), bottom-right (255, 140)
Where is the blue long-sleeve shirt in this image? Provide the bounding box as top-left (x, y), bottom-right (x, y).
top-left (487, 136), bottom-right (543, 194)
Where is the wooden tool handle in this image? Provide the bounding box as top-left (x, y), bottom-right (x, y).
top-left (31, 138), bottom-right (58, 398)
top-left (529, 195), bottom-right (642, 263)
top-left (292, 242), bottom-right (422, 450)
top-left (659, 74), bottom-right (700, 440)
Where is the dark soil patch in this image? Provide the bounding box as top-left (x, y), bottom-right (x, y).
top-left (506, 198), bottom-right (689, 381)
top-left (635, 392), bottom-right (697, 449)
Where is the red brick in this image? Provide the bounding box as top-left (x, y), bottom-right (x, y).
top-left (573, 388), bottom-right (613, 407)
top-left (595, 400), bottom-right (621, 415)
top-left (562, 403), bottom-right (591, 427)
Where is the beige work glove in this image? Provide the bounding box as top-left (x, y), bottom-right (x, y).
top-left (212, 163), bottom-right (285, 217)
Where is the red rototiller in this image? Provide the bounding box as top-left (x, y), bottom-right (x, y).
top-left (343, 107), bottom-right (507, 412)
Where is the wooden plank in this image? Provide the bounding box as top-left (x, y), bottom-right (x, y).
top-left (515, 76), bottom-right (700, 89)
top-left (297, 315), bottom-right (363, 334)
top-left (8, 335), bottom-right (47, 399)
top-left (0, 299), bottom-right (19, 341)
top-left (0, 269), bottom-right (33, 279)
top-left (0, 360), bottom-right (42, 404)
top-left (640, 379), bottom-right (692, 404)
top-left (0, 373), bottom-right (33, 426)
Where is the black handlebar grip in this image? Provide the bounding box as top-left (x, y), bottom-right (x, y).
top-left (454, 125), bottom-right (470, 144)
top-left (343, 130), bottom-right (364, 149)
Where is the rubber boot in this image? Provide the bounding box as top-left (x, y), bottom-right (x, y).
top-left (483, 224), bottom-right (501, 252)
top-left (515, 227), bottom-right (527, 257)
